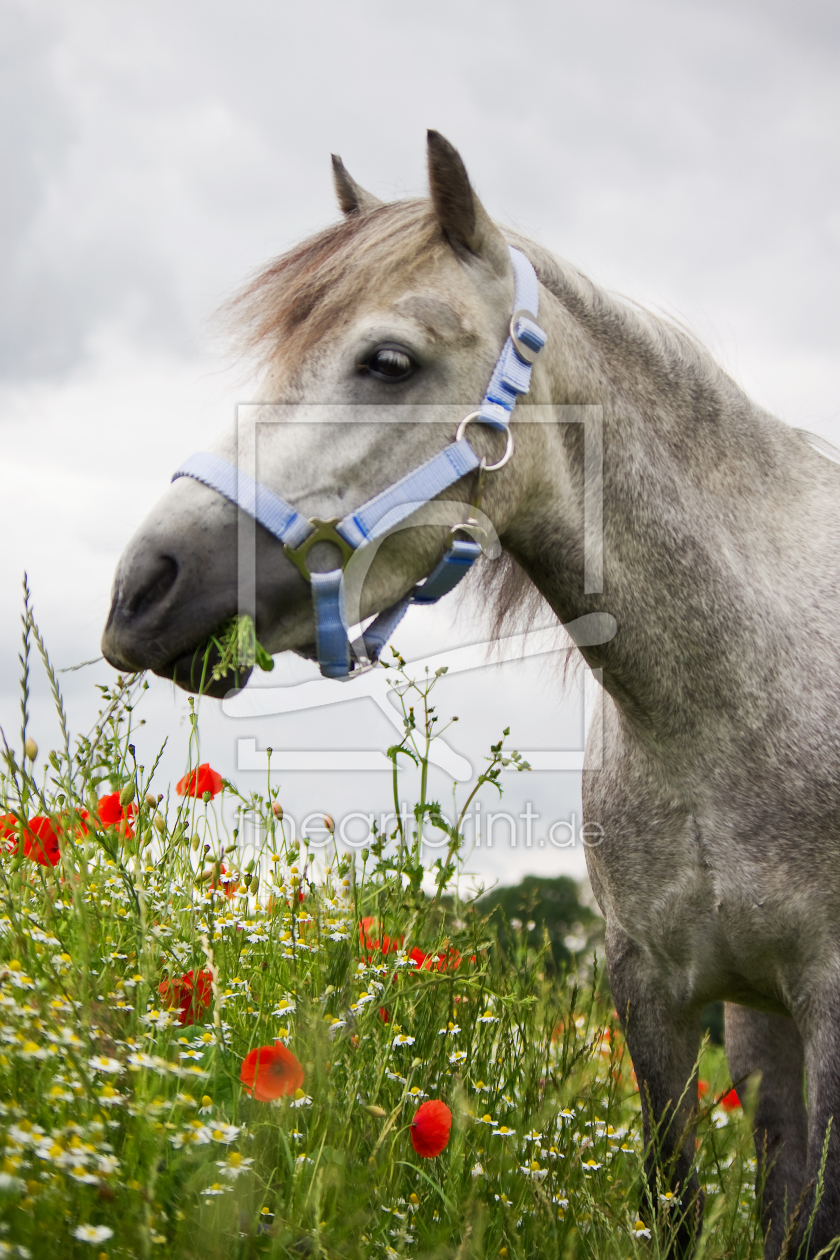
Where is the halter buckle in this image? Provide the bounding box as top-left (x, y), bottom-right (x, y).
top-left (509, 309), bottom-right (544, 365)
top-left (284, 518), bottom-right (355, 583)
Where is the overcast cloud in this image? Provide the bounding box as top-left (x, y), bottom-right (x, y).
top-left (1, 0), bottom-right (838, 888)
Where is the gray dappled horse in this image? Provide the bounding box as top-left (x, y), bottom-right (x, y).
top-left (102, 132), bottom-right (840, 1258)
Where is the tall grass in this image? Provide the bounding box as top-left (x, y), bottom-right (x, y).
top-left (0, 596), bottom-right (769, 1259)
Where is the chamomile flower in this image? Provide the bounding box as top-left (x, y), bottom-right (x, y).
top-left (73, 1224), bottom-right (114, 1243)
top-left (216, 1152), bottom-right (254, 1179)
top-left (88, 1055), bottom-right (122, 1074)
top-left (520, 1160), bottom-right (547, 1181)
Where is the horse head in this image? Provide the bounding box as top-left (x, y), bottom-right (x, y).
top-left (101, 132), bottom-right (556, 694)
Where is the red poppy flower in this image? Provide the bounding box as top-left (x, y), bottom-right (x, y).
top-left (240, 1042), bottom-right (305, 1101)
top-left (719, 1088), bottom-right (741, 1111)
top-left (23, 817), bottom-right (61, 867)
top-left (378, 1007), bottom-right (390, 1024)
top-left (407, 945), bottom-right (463, 973)
top-left (410, 1099), bottom-right (451, 1157)
top-left (0, 814), bottom-right (19, 854)
top-left (359, 917), bottom-right (403, 956)
top-left (96, 792), bottom-right (138, 839)
top-left (159, 969), bottom-right (213, 1026)
top-left (698, 1080), bottom-right (709, 1097)
top-left (176, 764), bottom-right (224, 799)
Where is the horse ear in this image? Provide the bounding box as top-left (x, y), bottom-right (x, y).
top-left (426, 130), bottom-right (508, 273)
top-left (331, 154), bottom-right (383, 216)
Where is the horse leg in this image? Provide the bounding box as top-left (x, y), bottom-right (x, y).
top-left (788, 1002), bottom-right (840, 1258)
top-left (724, 1005), bottom-right (807, 1259)
top-left (607, 927), bottom-right (703, 1256)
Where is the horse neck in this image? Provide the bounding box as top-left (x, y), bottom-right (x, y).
top-left (512, 255), bottom-right (818, 744)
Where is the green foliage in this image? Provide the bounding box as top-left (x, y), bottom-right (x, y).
top-left (475, 876), bottom-right (603, 972)
top-left (0, 593), bottom-right (775, 1259)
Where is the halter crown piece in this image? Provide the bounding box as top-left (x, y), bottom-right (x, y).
top-left (172, 246), bottom-right (546, 680)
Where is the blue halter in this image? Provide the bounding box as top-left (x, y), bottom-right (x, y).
top-left (172, 246), bottom-right (545, 679)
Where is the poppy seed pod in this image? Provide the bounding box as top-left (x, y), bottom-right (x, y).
top-left (23, 738), bottom-right (38, 761)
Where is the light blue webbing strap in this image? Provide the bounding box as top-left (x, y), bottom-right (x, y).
top-left (173, 451), bottom-right (312, 549)
top-left (411, 537), bottom-right (482, 605)
top-left (337, 438), bottom-right (480, 548)
top-left (310, 571), bottom-right (351, 680)
top-left (476, 246), bottom-right (547, 431)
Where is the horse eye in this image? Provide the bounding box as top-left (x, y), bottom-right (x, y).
top-left (362, 346), bottom-right (415, 382)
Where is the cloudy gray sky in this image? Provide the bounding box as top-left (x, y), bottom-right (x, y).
top-left (2, 0), bottom-right (838, 889)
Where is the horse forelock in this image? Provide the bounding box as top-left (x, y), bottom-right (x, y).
top-left (222, 199), bottom-right (446, 374)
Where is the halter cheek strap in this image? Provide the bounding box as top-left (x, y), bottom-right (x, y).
top-left (172, 245), bottom-right (546, 679)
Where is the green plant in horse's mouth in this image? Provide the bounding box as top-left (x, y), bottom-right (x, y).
top-left (193, 614), bottom-right (274, 689)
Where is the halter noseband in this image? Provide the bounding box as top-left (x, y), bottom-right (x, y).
top-left (172, 246), bottom-right (546, 680)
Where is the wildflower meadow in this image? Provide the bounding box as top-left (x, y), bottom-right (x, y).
top-left (0, 588), bottom-right (766, 1259)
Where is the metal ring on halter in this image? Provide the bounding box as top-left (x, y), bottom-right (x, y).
top-left (455, 412), bottom-right (515, 471)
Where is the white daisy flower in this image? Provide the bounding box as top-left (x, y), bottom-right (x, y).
top-left (216, 1152), bottom-right (254, 1179)
top-left (520, 1161), bottom-right (548, 1181)
top-left (210, 1124), bottom-right (241, 1143)
top-left (73, 1224), bottom-right (114, 1243)
top-left (88, 1055), bottom-right (122, 1074)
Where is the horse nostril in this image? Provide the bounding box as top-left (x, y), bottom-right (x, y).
top-left (125, 555), bottom-right (179, 617)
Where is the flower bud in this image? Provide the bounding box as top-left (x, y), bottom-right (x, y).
top-left (190, 834), bottom-right (200, 851)
top-left (119, 782), bottom-right (135, 807)
top-left (250, 874), bottom-right (259, 895)
top-left (362, 1104), bottom-right (387, 1118)
top-left (324, 814), bottom-right (335, 834)
top-left (23, 738), bottom-right (37, 761)
top-left (272, 801), bottom-right (283, 820)
top-left (153, 814), bottom-right (166, 835)
top-left (144, 793), bottom-right (157, 808)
